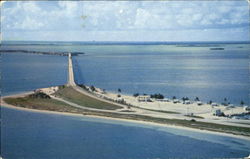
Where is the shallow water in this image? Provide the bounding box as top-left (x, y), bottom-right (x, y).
top-left (1, 107), bottom-right (250, 159)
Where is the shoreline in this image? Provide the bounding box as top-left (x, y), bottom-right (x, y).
top-left (2, 101), bottom-right (250, 141)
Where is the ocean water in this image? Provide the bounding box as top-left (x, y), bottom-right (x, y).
top-left (1, 41), bottom-right (250, 158)
top-left (1, 41), bottom-right (249, 105)
top-left (1, 53), bottom-right (67, 95)
top-left (1, 107), bottom-right (250, 159)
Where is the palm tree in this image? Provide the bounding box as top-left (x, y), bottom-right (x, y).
top-left (224, 98), bottom-right (227, 102)
top-left (133, 93), bottom-right (139, 97)
top-left (240, 100), bottom-right (244, 106)
top-left (90, 85), bottom-right (95, 92)
top-left (182, 97), bottom-right (186, 102)
top-left (118, 88), bottom-right (121, 93)
top-left (195, 97), bottom-right (200, 101)
top-left (182, 97), bottom-right (189, 101)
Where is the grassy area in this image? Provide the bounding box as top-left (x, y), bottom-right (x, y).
top-left (142, 108), bottom-right (180, 114)
top-left (4, 91), bottom-right (250, 137)
top-left (54, 87), bottom-right (123, 110)
top-left (3, 96), bottom-right (84, 113)
top-left (185, 115), bottom-right (204, 119)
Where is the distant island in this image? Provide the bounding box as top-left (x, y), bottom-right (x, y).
top-left (0, 49), bottom-right (85, 56)
top-left (210, 48), bottom-right (225, 50)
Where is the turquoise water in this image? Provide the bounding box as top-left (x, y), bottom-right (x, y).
top-left (1, 107), bottom-right (250, 159)
top-left (1, 42), bottom-right (249, 105)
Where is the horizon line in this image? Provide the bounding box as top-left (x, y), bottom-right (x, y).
top-left (2, 40), bottom-right (250, 43)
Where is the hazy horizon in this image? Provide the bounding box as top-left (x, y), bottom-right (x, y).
top-left (2, 40), bottom-right (250, 43)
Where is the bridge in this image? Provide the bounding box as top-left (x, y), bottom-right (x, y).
top-left (65, 53), bottom-right (128, 110)
top-left (67, 53), bottom-right (76, 86)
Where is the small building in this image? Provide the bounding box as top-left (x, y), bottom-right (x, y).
top-left (211, 103), bottom-right (218, 106)
top-left (116, 97), bottom-right (125, 103)
top-left (183, 100), bottom-right (191, 104)
top-left (228, 104), bottom-right (234, 108)
top-left (173, 99), bottom-right (180, 103)
top-left (156, 98), bottom-right (170, 102)
top-left (137, 95), bottom-right (151, 102)
top-left (214, 109), bottom-right (222, 116)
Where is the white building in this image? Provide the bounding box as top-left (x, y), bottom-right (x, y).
top-left (173, 99), bottom-right (180, 103)
top-left (156, 98), bottom-right (170, 102)
top-left (211, 103), bottom-right (218, 106)
top-left (183, 100), bottom-right (191, 104)
top-left (137, 95), bottom-right (151, 102)
top-left (116, 97), bottom-right (125, 103)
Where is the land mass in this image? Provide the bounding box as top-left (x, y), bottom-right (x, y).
top-left (0, 49), bottom-right (84, 56)
top-left (2, 85), bottom-right (250, 138)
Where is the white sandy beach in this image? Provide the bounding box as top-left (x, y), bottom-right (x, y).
top-left (88, 86), bottom-right (250, 127)
top-left (1, 87), bottom-right (250, 141)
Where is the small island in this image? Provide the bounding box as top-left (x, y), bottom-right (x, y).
top-left (210, 48), bottom-right (225, 50)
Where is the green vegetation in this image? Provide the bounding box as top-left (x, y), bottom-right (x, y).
top-left (4, 92), bottom-right (250, 137)
top-left (221, 98), bottom-right (230, 106)
top-left (54, 87), bottom-right (123, 110)
top-left (240, 100), bottom-right (245, 106)
top-left (58, 85), bottom-right (66, 89)
top-left (133, 93), bottom-right (139, 97)
top-left (195, 97), bottom-right (200, 101)
top-left (150, 93), bottom-right (164, 99)
top-left (208, 100), bottom-right (213, 104)
top-left (118, 88), bottom-right (121, 93)
top-left (29, 92), bottom-right (51, 99)
top-left (4, 96), bottom-right (82, 113)
top-left (142, 108), bottom-right (180, 114)
top-left (185, 115), bottom-right (204, 119)
top-left (90, 85), bottom-right (96, 92)
top-left (182, 97), bottom-right (189, 101)
top-left (78, 84), bottom-right (87, 90)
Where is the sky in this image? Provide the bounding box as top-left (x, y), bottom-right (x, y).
top-left (1, 1), bottom-right (249, 42)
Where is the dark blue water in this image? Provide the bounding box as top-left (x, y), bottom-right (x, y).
top-left (1, 42), bottom-right (249, 105)
top-left (1, 53), bottom-right (67, 95)
top-left (1, 107), bottom-right (250, 159)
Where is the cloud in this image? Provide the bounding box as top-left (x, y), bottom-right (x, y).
top-left (2, 1), bottom-right (249, 31)
top-left (4, 27), bottom-right (249, 42)
top-left (2, 2), bottom-right (46, 30)
top-left (1, 1), bottom-right (249, 41)
top-left (18, 16), bottom-right (44, 30)
top-left (58, 1), bottom-right (78, 17)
